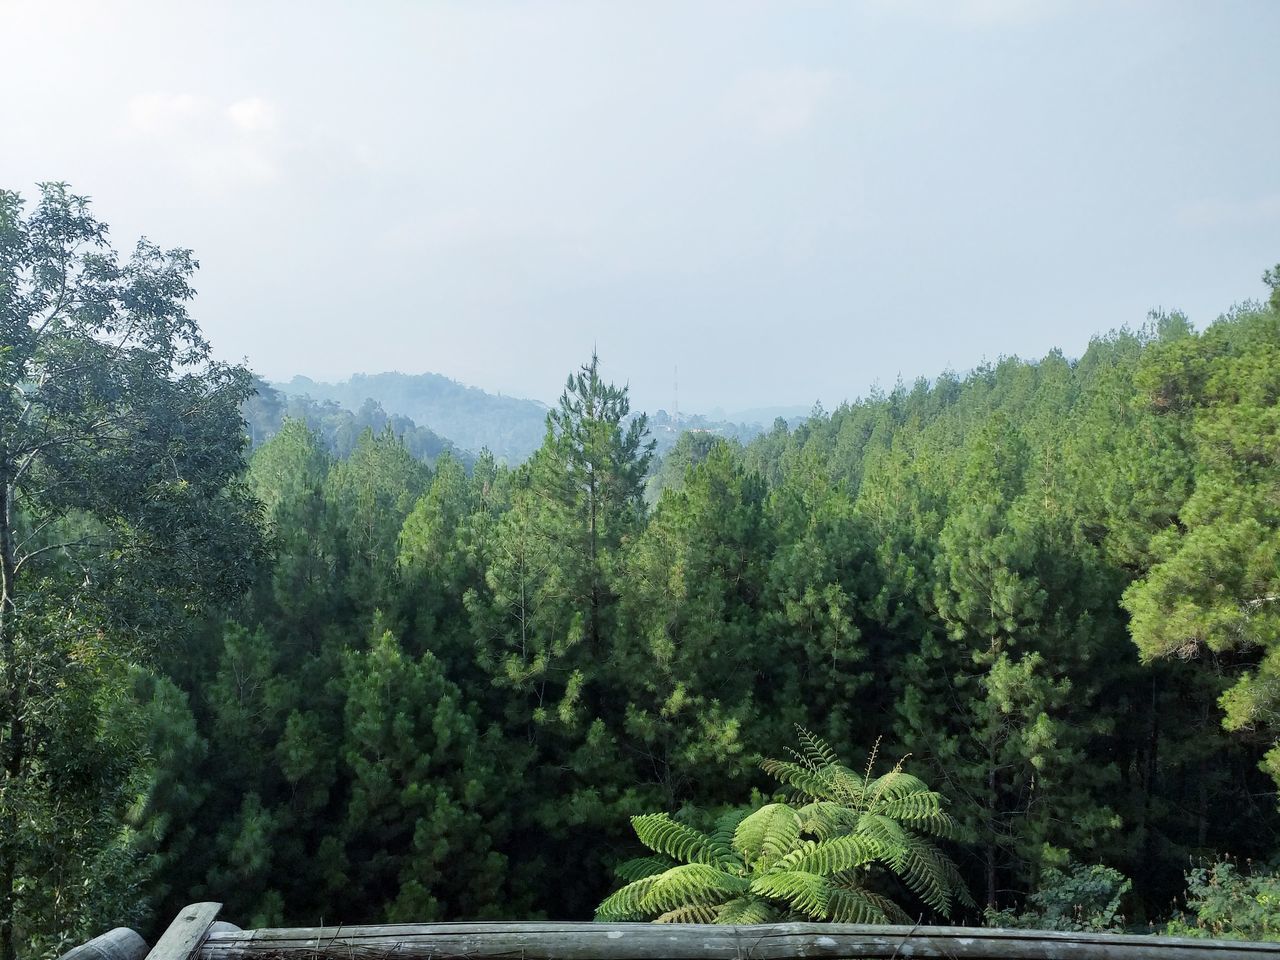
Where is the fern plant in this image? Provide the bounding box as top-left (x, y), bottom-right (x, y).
top-left (596, 731), bottom-right (972, 924)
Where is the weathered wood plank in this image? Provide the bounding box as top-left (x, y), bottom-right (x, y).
top-left (147, 903), bottom-right (223, 960)
top-left (58, 928), bottom-right (149, 960)
top-left (199, 921), bottom-right (1280, 960)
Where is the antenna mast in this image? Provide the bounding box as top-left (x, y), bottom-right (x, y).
top-left (673, 364), bottom-right (679, 432)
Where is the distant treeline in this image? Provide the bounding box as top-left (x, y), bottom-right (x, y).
top-left (244, 378), bottom-right (473, 468)
top-left (274, 372), bottom-right (549, 462)
top-left (266, 372), bottom-right (771, 467)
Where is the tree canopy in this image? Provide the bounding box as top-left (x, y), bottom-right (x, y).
top-left (0, 183), bottom-right (261, 960)
top-left (6, 181), bottom-right (1280, 953)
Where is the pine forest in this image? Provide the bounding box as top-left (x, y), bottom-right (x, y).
top-left (4, 185), bottom-right (1280, 956)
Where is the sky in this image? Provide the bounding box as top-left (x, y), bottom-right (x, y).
top-left (2, 1), bottom-right (1278, 415)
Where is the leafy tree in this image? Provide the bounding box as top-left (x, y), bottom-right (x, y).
top-left (1124, 297), bottom-right (1280, 783)
top-left (0, 184), bottom-right (260, 959)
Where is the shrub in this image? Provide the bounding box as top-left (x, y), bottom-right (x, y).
top-left (984, 862), bottom-right (1131, 932)
top-left (1164, 859), bottom-right (1280, 942)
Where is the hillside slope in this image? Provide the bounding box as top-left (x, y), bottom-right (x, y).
top-left (276, 372), bottom-right (548, 462)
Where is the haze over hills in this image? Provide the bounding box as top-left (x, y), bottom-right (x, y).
top-left (244, 378), bottom-right (473, 468)
top-left (273, 370), bottom-right (772, 463)
top-left (275, 372), bottom-right (548, 463)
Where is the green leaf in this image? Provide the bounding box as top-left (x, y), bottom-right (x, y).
top-left (781, 834), bottom-right (883, 877)
top-left (733, 803), bottom-right (801, 869)
top-left (631, 813), bottom-right (724, 866)
top-left (615, 856), bottom-right (676, 882)
top-left (595, 875), bottom-right (661, 921)
top-left (749, 871), bottom-right (833, 920)
top-left (639, 864), bottom-right (749, 914)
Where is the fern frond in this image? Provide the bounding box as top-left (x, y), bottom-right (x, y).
top-left (861, 736), bottom-right (883, 796)
top-left (762, 757), bottom-right (866, 807)
top-left (595, 875), bottom-right (660, 921)
top-left (733, 803), bottom-right (801, 869)
top-left (942, 852), bottom-right (976, 911)
top-left (906, 811), bottom-right (958, 840)
top-left (856, 812), bottom-right (907, 854)
top-left (865, 767), bottom-right (933, 805)
top-left (874, 790), bottom-right (946, 822)
top-left (780, 834), bottom-right (883, 877)
top-left (888, 832), bottom-right (956, 915)
top-left (795, 800), bottom-right (857, 839)
top-left (817, 764), bottom-right (866, 807)
top-left (827, 885), bottom-right (911, 924)
top-left (615, 856), bottom-right (676, 882)
top-left (709, 809), bottom-right (748, 867)
top-left (655, 904), bottom-right (720, 924)
top-left (759, 759), bottom-right (833, 798)
top-left (716, 898), bottom-right (778, 925)
top-left (750, 870), bottom-right (833, 920)
top-left (639, 863), bottom-right (749, 915)
top-left (631, 813), bottom-right (723, 866)
top-left (796, 726), bottom-right (840, 769)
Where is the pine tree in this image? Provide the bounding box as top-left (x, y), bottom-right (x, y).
top-left (616, 441), bottom-right (766, 809)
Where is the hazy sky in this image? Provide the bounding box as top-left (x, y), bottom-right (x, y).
top-left (2, 1), bottom-right (1277, 414)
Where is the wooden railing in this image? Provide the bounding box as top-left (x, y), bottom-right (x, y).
top-left (60, 902), bottom-right (1280, 960)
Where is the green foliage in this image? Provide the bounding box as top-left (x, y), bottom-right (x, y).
top-left (11, 243), bottom-right (1277, 944)
top-left (1165, 860), bottom-right (1280, 942)
top-left (597, 734), bottom-right (968, 924)
top-left (1124, 302), bottom-right (1280, 785)
top-left (984, 862), bottom-right (1132, 932)
top-left (243, 378), bottom-right (471, 469)
top-left (0, 184), bottom-right (262, 959)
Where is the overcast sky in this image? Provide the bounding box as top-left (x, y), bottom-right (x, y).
top-left (2, 1), bottom-right (1277, 414)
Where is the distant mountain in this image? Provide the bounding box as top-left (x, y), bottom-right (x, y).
top-left (270, 370), bottom-right (771, 467)
top-left (243, 379), bottom-right (472, 468)
top-left (275, 372), bottom-right (549, 463)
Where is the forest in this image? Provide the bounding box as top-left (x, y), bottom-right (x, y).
top-left (4, 185), bottom-right (1280, 958)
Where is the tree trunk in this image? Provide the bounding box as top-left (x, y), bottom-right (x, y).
top-left (986, 747), bottom-right (998, 909)
top-left (0, 475), bottom-right (20, 960)
top-left (588, 468), bottom-right (598, 654)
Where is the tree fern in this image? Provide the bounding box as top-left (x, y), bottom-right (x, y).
top-left (769, 729), bottom-right (974, 916)
top-left (597, 731), bottom-right (971, 924)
